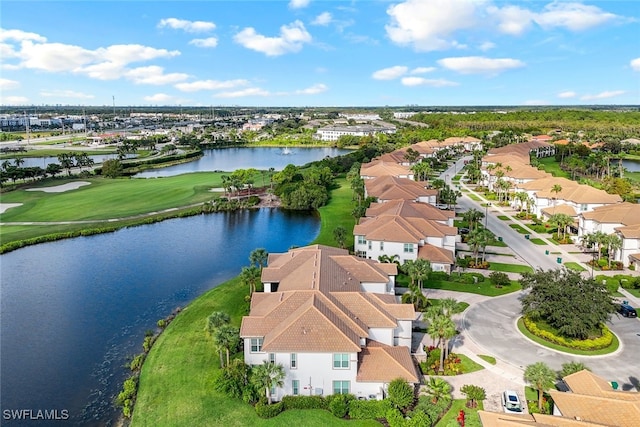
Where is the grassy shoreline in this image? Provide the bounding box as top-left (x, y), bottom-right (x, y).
top-left (130, 178), bottom-right (381, 426)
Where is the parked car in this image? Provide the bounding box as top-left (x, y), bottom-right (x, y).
top-left (434, 203), bottom-right (449, 210)
top-left (617, 303), bottom-right (638, 318)
top-left (502, 390), bottom-right (523, 413)
top-left (459, 227), bottom-right (470, 235)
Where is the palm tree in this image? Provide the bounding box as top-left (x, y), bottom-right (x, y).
top-left (378, 254), bottom-right (400, 265)
top-left (427, 314), bottom-right (457, 373)
top-left (462, 208), bottom-right (484, 233)
top-left (240, 265), bottom-right (261, 295)
top-left (550, 213), bottom-right (574, 241)
top-left (249, 248), bottom-right (268, 269)
top-left (605, 234), bottom-right (622, 268)
top-left (551, 184), bottom-right (562, 215)
top-left (524, 362), bottom-right (556, 413)
top-left (332, 226), bottom-right (347, 249)
top-left (466, 230), bottom-right (483, 265)
top-left (402, 259), bottom-right (417, 287)
top-left (413, 258), bottom-right (431, 291)
top-left (514, 191), bottom-right (529, 212)
top-left (205, 311), bottom-right (230, 335)
top-left (424, 377), bottom-right (452, 404)
top-left (13, 157), bottom-right (25, 168)
top-left (251, 361), bottom-right (285, 404)
top-left (559, 362), bottom-right (590, 379)
top-left (213, 324), bottom-right (240, 367)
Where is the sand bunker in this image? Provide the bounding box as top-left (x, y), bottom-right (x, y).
top-left (0, 203), bottom-right (23, 214)
top-left (26, 181), bottom-right (91, 193)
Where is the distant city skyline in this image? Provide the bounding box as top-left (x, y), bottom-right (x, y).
top-left (1, 0), bottom-right (639, 107)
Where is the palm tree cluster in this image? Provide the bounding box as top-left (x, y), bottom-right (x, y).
top-left (204, 311), bottom-right (240, 368)
top-left (580, 231), bottom-right (623, 269)
top-left (424, 298), bottom-right (459, 374)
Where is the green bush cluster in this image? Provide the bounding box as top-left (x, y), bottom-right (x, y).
top-left (115, 376), bottom-right (137, 418)
top-left (328, 394), bottom-right (352, 418)
top-left (523, 317), bottom-right (613, 350)
top-left (255, 401), bottom-right (284, 418)
top-left (281, 395), bottom-right (328, 410)
top-left (432, 272), bottom-right (485, 284)
top-left (130, 353), bottom-right (145, 372)
top-left (347, 399), bottom-right (393, 419)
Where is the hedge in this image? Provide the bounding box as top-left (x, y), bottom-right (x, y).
top-left (281, 395), bottom-right (328, 410)
top-left (523, 317), bottom-right (613, 350)
top-left (255, 401), bottom-right (284, 418)
top-left (348, 399), bottom-right (392, 419)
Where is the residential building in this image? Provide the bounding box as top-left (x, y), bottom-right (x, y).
top-left (365, 200), bottom-right (455, 227)
top-left (363, 175), bottom-right (437, 204)
top-left (360, 161), bottom-right (414, 180)
top-left (240, 245), bottom-right (419, 402)
top-left (315, 124), bottom-right (396, 142)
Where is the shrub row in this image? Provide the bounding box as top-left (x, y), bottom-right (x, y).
top-left (281, 395), bottom-right (328, 411)
top-left (348, 398), bottom-right (392, 419)
top-left (430, 271), bottom-right (485, 284)
top-left (523, 317), bottom-right (613, 350)
top-left (255, 401), bottom-right (284, 418)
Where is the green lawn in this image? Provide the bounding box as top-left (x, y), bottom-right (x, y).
top-left (536, 157), bottom-right (570, 178)
top-left (1, 173), bottom-right (223, 222)
top-left (509, 224), bottom-right (529, 234)
top-left (312, 178), bottom-right (356, 249)
top-left (458, 354), bottom-right (484, 374)
top-left (488, 262), bottom-right (533, 273)
top-left (564, 262), bottom-right (587, 272)
top-left (516, 318), bottom-right (619, 356)
top-left (497, 215), bottom-right (510, 221)
top-left (626, 288), bottom-right (640, 298)
top-left (466, 193), bottom-right (482, 201)
top-left (529, 238), bottom-right (547, 245)
top-left (436, 399), bottom-right (483, 427)
top-left (426, 278), bottom-right (522, 297)
top-left (477, 355), bottom-right (496, 365)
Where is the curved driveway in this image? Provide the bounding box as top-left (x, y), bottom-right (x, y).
top-left (440, 159), bottom-right (640, 390)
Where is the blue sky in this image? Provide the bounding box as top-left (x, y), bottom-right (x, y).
top-left (1, 0), bottom-right (639, 107)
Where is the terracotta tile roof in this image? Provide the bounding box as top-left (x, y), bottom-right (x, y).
top-left (549, 390), bottom-right (640, 427)
top-left (360, 160), bottom-right (412, 178)
top-left (354, 215), bottom-right (456, 243)
top-left (365, 200), bottom-right (454, 222)
top-left (535, 183), bottom-right (622, 204)
top-left (364, 175), bottom-right (437, 201)
top-left (541, 204), bottom-right (578, 217)
top-left (563, 370), bottom-right (640, 401)
top-left (516, 176), bottom-right (578, 192)
top-left (582, 202), bottom-right (640, 226)
top-left (331, 292), bottom-right (397, 327)
top-left (418, 243), bottom-right (455, 264)
top-left (377, 148), bottom-right (412, 164)
top-left (477, 411), bottom-right (536, 426)
top-left (615, 224), bottom-right (640, 238)
top-left (356, 340), bottom-right (419, 383)
top-left (367, 293), bottom-right (415, 320)
top-left (262, 245), bottom-right (391, 293)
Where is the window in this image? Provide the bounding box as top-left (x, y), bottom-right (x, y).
top-left (292, 380), bottom-right (299, 396)
top-left (250, 338), bottom-right (263, 353)
top-left (333, 381), bottom-right (350, 395)
top-left (269, 353), bottom-right (275, 364)
top-left (403, 243), bottom-right (414, 253)
top-left (368, 241), bottom-right (372, 250)
top-left (357, 236), bottom-right (366, 245)
top-left (290, 353), bottom-right (297, 369)
top-left (581, 204), bottom-right (588, 212)
top-left (333, 353), bottom-right (349, 369)
top-left (380, 241), bottom-right (384, 250)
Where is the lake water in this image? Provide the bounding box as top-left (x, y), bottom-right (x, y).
top-left (0, 209), bottom-right (320, 425)
top-left (621, 159), bottom-right (640, 172)
top-left (134, 147), bottom-right (352, 178)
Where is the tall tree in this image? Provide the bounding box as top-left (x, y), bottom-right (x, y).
top-left (332, 226), bottom-right (347, 249)
top-left (212, 324), bottom-right (240, 367)
top-left (240, 265), bottom-right (261, 295)
top-left (424, 377), bottom-right (452, 404)
top-left (551, 184), bottom-right (562, 214)
top-left (249, 248), bottom-right (268, 269)
top-left (251, 361), bottom-right (285, 404)
top-left (524, 362), bottom-right (556, 412)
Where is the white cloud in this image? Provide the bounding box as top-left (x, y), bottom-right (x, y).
top-left (125, 66), bottom-right (190, 85)
top-left (234, 20), bottom-right (312, 56)
top-left (214, 87), bottom-right (271, 98)
top-left (0, 78), bottom-right (20, 90)
top-left (385, 0), bottom-right (477, 51)
top-left (438, 56), bottom-right (525, 75)
top-left (189, 37), bottom-right (218, 48)
top-left (400, 77), bottom-right (459, 87)
top-left (295, 83), bottom-right (327, 95)
top-left (631, 58), bottom-right (640, 72)
top-left (157, 18), bottom-right (216, 33)
top-left (142, 93), bottom-right (190, 104)
top-left (410, 67), bottom-right (436, 74)
top-left (312, 12), bottom-right (332, 26)
top-left (535, 2), bottom-right (619, 32)
top-left (18, 40), bottom-right (96, 72)
top-left (289, 0), bottom-right (310, 9)
top-left (479, 41), bottom-right (496, 51)
top-left (1, 95), bottom-right (29, 105)
top-left (557, 91), bottom-right (577, 99)
top-left (0, 28), bottom-right (47, 43)
top-left (372, 66), bottom-right (408, 80)
top-left (40, 89), bottom-right (94, 99)
top-left (488, 2), bottom-right (620, 35)
top-left (580, 90), bottom-right (625, 101)
top-left (486, 5), bottom-right (534, 35)
top-left (175, 79), bottom-right (249, 92)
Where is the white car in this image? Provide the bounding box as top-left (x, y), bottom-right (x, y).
top-left (502, 390), bottom-right (523, 413)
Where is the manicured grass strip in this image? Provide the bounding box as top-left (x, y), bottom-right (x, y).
top-left (458, 354), bottom-right (484, 374)
top-left (564, 262), bottom-right (586, 272)
top-left (426, 279), bottom-right (522, 297)
top-left (488, 262), bottom-right (533, 273)
top-left (497, 215), bottom-right (510, 221)
top-left (467, 193), bottom-right (482, 201)
top-left (509, 224), bottom-right (529, 234)
top-left (435, 399), bottom-right (483, 427)
top-left (312, 177), bottom-right (356, 249)
top-left (430, 299), bottom-right (470, 313)
top-left (626, 288), bottom-right (640, 298)
top-left (477, 354), bottom-right (496, 365)
top-left (529, 238), bottom-right (546, 245)
top-left (516, 318), bottom-right (619, 356)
